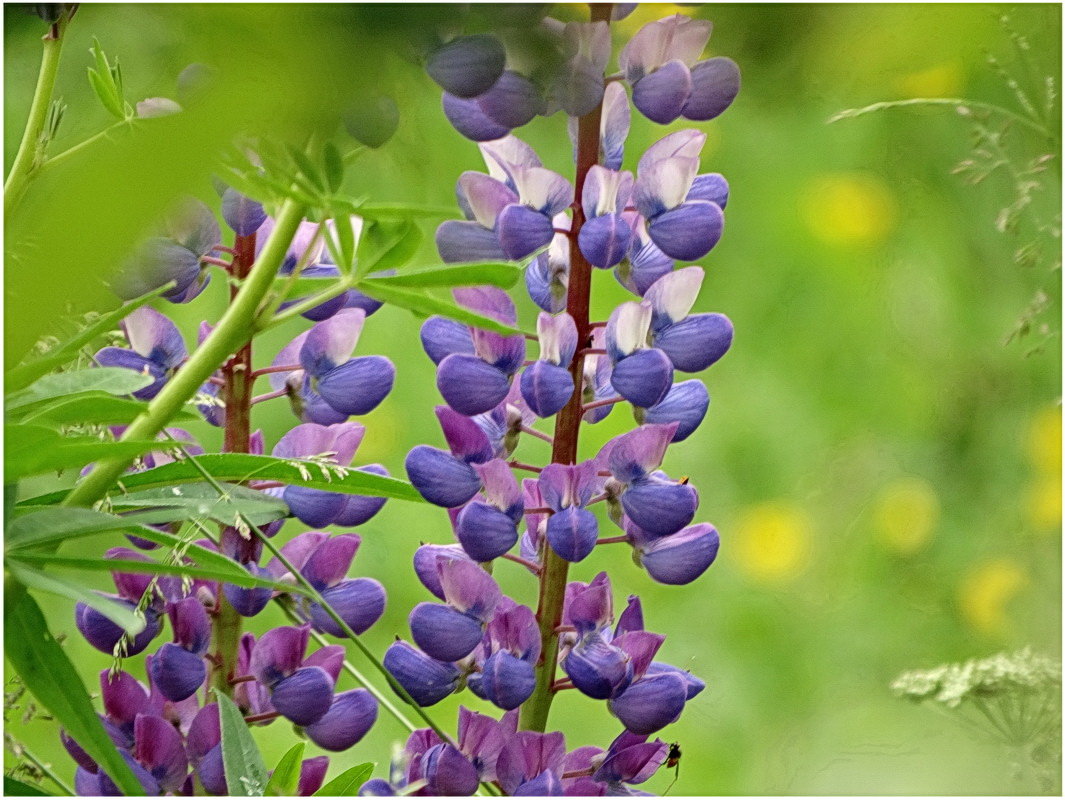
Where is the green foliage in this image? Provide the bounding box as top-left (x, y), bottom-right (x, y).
top-left (3, 424), bottom-right (161, 481)
top-left (357, 277), bottom-right (529, 335)
top-left (7, 368), bottom-right (153, 411)
top-left (86, 38), bottom-right (129, 120)
top-left (3, 776), bottom-right (51, 796)
top-left (313, 763), bottom-right (375, 796)
top-left (216, 693), bottom-right (269, 797)
top-left (263, 743), bottom-right (305, 797)
top-left (4, 581), bottom-right (143, 795)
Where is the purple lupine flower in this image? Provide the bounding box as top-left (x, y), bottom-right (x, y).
top-left (599, 422), bottom-right (699, 536)
top-left (272, 421), bottom-right (388, 528)
top-left (620, 14), bottom-right (740, 124)
top-left (305, 689), bottom-right (378, 751)
top-left (604, 301), bottom-right (674, 409)
top-left (495, 166), bottom-right (573, 260)
top-left (422, 743), bottom-right (481, 795)
top-left (495, 730), bottom-right (567, 795)
top-left (408, 557), bottom-right (501, 662)
top-left (127, 714), bottom-right (189, 794)
top-left (525, 216), bottom-right (570, 313)
top-left (568, 80), bottom-right (631, 171)
top-left (633, 130), bottom-right (725, 261)
top-left (608, 669), bottom-right (690, 736)
top-left (644, 267), bottom-right (734, 372)
top-left (442, 70), bottom-right (545, 142)
top-left (112, 199), bottom-right (220, 303)
top-left (591, 731), bottom-right (670, 789)
top-left (471, 599), bottom-right (541, 710)
top-left (94, 307), bottom-right (186, 400)
top-left (405, 406), bottom-right (497, 507)
top-left (559, 746), bottom-right (608, 795)
top-left (147, 597), bottom-right (210, 701)
top-left (520, 312), bottom-right (577, 418)
top-left (296, 757), bottom-right (331, 796)
top-left (614, 211), bottom-right (674, 296)
top-left (455, 459), bottom-right (524, 561)
top-left (269, 531), bottom-right (386, 637)
top-left (424, 288), bottom-right (526, 416)
top-left (221, 187), bottom-right (267, 236)
top-left (413, 543), bottom-right (475, 599)
top-left (625, 517), bottom-right (720, 585)
top-left (518, 478), bottom-right (547, 566)
top-left (547, 20), bottom-right (611, 117)
top-left (457, 705), bottom-right (517, 782)
top-left (578, 166), bottom-right (634, 269)
top-left (427, 34), bottom-right (507, 99)
top-left (538, 461), bottom-right (603, 562)
top-left (382, 640), bottom-right (462, 706)
top-left (248, 625), bottom-right (335, 726)
top-left (581, 328), bottom-right (617, 425)
top-left (74, 585), bottom-right (163, 657)
top-left (642, 378), bottom-right (710, 442)
top-left (559, 573), bottom-right (636, 700)
top-left (187, 704), bottom-right (225, 795)
top-left (301, 308), bottom-right (395, 415)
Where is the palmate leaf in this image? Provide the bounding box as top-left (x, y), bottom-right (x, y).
top-left (355, 217), bottom-right (423, 277)
top-left (264, 743), bottom-right (305, 796)
top-left (6, 368), bottom-right (153, 411)
top-left (313, 763), bottom-right (374, 796)
top-left (355, 278), bottom-right (529, 336)
top-left (20, 453), bottom-right (423, 506)
top-left (216, 693), bottom-right (268, 797)
top-left (5, 283), bottom-right (174, 392)
top-left (4, 581), bottom-right (144, 795)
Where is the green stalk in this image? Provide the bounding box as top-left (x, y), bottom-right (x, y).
top-left (4, 16), bottom-right (68, 217)
top-left (62, 198), bottom-right (308, 509)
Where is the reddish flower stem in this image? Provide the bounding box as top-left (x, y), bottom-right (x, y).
top-left (509, 460), bottom-right (544, 473)
top-left (596, 535), bottom-right (628, 545)
top-left (582, 395), bottom-right (624, 411)
top-left (243, 711), bottom-right (280, 724)
top-left (250, 363), bottom-right (301, 378)
top-left (201, 256), bottom-right (234, 270)
top-left (500, 553), bottom-right (542, 573)
top-left (250, 388), bottom-right (287, 405)
top-left (522, 425), bottom-right (555, 444)
top-left (518, 1), bottom-right (613, 734)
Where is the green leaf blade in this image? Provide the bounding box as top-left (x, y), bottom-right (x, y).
top-left (216, 693), bottom-right (268, 797)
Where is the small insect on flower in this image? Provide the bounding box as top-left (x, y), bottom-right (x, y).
top-left (664, 742), bottom-right (682, 794)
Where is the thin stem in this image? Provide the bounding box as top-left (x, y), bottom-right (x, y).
top-left (251, 363), bottom-right (302, 378)
top-left (521, 425), bottom-right (554, 444)
top-left (250, 388), bottom-right (287, 404)
top-left (596, 535), bottom-right (627, 545)
top-left (500, 553), bottom-right (541, 573)
top-left (16, 742), bottom-right (75, 796)
top-left (38, 118), bottom-right (132, 173)
top-left (244, 711), bottom-right (281, 724)
top-left (582, 395), bottom-right (624, 412)
top-left (5, 14), bottom-right (68, 216)
top-left (201, 256), bottom-right (233, 270)
top-left (578, 347), bottom-right (606, 357)
top-left (827, 97), bottom-right (1053, 138)
top-left (519, 0), bottom-right (612, 734)
top-left (229, 674), bottom-right (256, 685)
top-left (524, 507), bottom-right (553, 516)
top-left (215, 245), bottom-right (238, 256)
top-left (256, 277), bottom-right (352, 331)
top-left (509, 460), bottom-right (543, 473)
top-left (62, 197), bottom-right (308, 508)
top-left (552, 679), bottom-right (575, 692)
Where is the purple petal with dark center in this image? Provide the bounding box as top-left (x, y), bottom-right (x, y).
top-left (480, 650), bottom-right (536, 711)
top-left (687, 172), bottom-right (729, 208)
top-left (301, 533), bottom-right (360, 590)
top-left (112, 237), bottom-right (200, 301)
top-left (563, 574), bottom-right (612, 635)
top-left (437, 353), bottom-right (511, 416)
top-left (592, 740), bottom-right (668, 785)
top-left (169, 596), bottom-right (210, 654)
top-left (271, 666), bottom-right (334, 726)
top-left (602, 423), bottom-right (676, 483)
top-left (563, 637), bottom-right (633, 700)
top-left (456, 501), bottom-right (520, 562)
top-left (421, 316), bottom-right (475, 365)
top-left (514, 770), bottom-right (564, 796)
top-left (148, 643), bottom-right (205, 702)
top-left (520, 361), bottom-right (574, 418)
top-left (437, 557), bottom-right (502, 620)
top-left (187, 704), bottom-right (220, 760)
top-left (249, 625), bottom-right (309, 686)
top-left (428, 34), bottom-right (506, 99)
top-left (122, 306), bottom-right (187, 368)
top-left (632, 60), bottom-right (692, 124)
top-left (405, 446), bottom-right (482, 507)
top-left (647, 200), bottom-right (724, 261)
top-left (644, 379), bottom-right (709, 441)
top-left (578, 213), bottom-right (633, 269)
top-left (283, 485), bottom-right (346, 528)
top-left (496, 731), bottom-right (566, 795)
top-left (496, 204), bottom-right (554, 261)
top-left (622, 478), bottom-right (698, 537)
top-left (333, 465), bottom-right (390, 526)
top-left (654, 313), bottom-right (733, 373)
top-left (310, 578), bottom-right (386, 637)
top-left (442, 93), bottom-right (511, 142)
top-left (608, 673), bottom-right (688, 735)
top-left (409, 603), bottom-right (484, 663)
top-left (423, 743), bottom-right (481, 796)
top-left (221, 188), bottom-right (266, 235)
top-left (382, 641), bottom-right (461, 706)
top-left (304, 645), bottom-right (346, 683)
top-left (134, 713), bottom-right (188, 792)
top-left (435, 219), bottom-right (507, 263)
top-left (437, 405), bottom-right (495, 462)
top-left (546, 506), bottom-right (598, 562)
top-left (639, 523), bottom-right (719, 585)
top-left (477, 71), bottom-right (544, 128)
top-left (472, 330), bottom-right (526, 376)
top-left (76, 600), bottom-right (160, 656)
top-left (305, 689), bottom-right (378, 751)
top-left (96, 750), bottom-right (161, 796)
top-left (683, 57), bottom-right (741, 121)
top-left (610, 349), bottom-right (673, 409)
top-left (100, 670), bottom-right (151, 730)
top-left (299, 308), bottom-right (365, 376)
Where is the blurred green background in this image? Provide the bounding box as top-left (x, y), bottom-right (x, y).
top-left (5, 3), bottom-right (1061, 795)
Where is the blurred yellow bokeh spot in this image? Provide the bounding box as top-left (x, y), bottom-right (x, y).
top-left (1025, 404), bottom-right (1062, 476)
top-left (871, 477), bottom-right (940, 555)
top-left (731, 501), bottom-right (812, 582)
top-left (1025, 475), bottom-right (1062, 532)
top-left (957, 558), bottom-right (1029, 635)
top-left (894, 60), bottom-right (964, 98)
top-left (801, 173), bottom-right (897, 246)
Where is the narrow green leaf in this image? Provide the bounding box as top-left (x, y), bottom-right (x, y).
top-left (323, 143), bottom-right (344, 194)
top-left (6, 284), bottom-right (174, 392)
top-left (7, 368), bottom-right (154, 410)
top-left (271, 274), bottom-right (337, 300)
top-left (356, 218), bottom-right (423, 277)
top-left (19, 453), bottom-right (423, 507)
top-left (6, 507), bottom-right (147, 551)
top-left (106, 482), bottom-right (290, 527)
top-left (8, 562), bottom-right (144, 633)
top-left (264, 743), bottom-right (305, 796)
top-left (374, 261), bottom-right (520, 289)
top-left (17, 392), bottom-right (193, 426)
top-left (286, 144), bottom-right (326, 193)
top-left (355, 279), bottom-right (527, 336)
top-left (314, 763), bottom-right (374, 796)
top-left (4, 581), bottom-right (144, 795)
top-left (4, 776), bottom-right (50, 796)
top-left (356, 202), bottom-right (457, 219)
top-left (3, 426), bottom-right (161, 481)
top-left (86, 67), bottom-right (124, 120)
top-left (335, 213), bottom-right (356, 273)
top-left (216, 693), bottom-right (268, 797)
